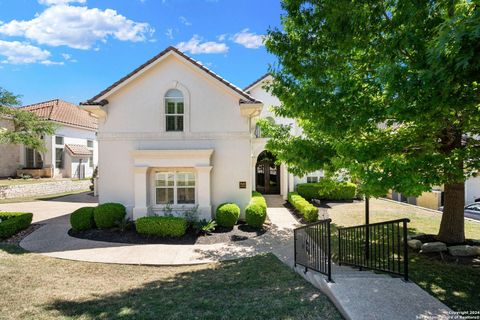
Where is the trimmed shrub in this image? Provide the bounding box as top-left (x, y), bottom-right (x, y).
top-left (70, 207), bottom-right (95, 231)
top-left (251, 191), bottom-right (267, 209)
top-left (245, 191), bottom-right (267, 228)
top-left (297, 180), bottom-right (357, 201)
top-left (0, 212), bottom-right (33, 239)
top-left (288, 192), bottom-right (319, 222)
top-left (135, 216), bottom-right (188, 237)
top-left (216, 203), bottom-right (240, 228)
top-left (93, 203), bottom-right (126, 229)
top-left (245, 204), bottom-right (267, 228)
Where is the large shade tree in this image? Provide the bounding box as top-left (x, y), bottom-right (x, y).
top-left (0, 87), bottom-right (56, 151)
top-left (262, 0), bottom-right (480, 243)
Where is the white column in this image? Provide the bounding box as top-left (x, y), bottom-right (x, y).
top-left (288, 173), bottom-right (295, 193)
top-left (195, 166), bottom-right (213, 220)
top-left (133, 166), bottom-right (148, 220)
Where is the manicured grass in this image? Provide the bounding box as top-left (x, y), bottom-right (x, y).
top-left (0, 189), bottom-right (90, 204)
top-left (0, 245), bottom-right (342, 320)
top-left (327, 198), bottom-right (480, 312)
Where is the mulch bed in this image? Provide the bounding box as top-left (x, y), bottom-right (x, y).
top-left (68, 221), bottom-right (270, 245)
top-left (0, 223), bottom-right (44, 245)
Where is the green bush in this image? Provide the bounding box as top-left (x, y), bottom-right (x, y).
top-left (0, 212), bottom-right (33, 239)
top-left (135, 216), bottom-right (188, 237)
top-left (70, 207), bottom-right (95, 231)
top-left (297, 180), bottom-right (357, 201)
top-left (245, 204), bottom-right (267, 228)
top-left (216, 203), bottom-right (240, 227)
top-left (288, 192), bottom-right (319, 222)
top-left (251, 191), bottom-right (267, 209)
top-left (245, 191), bottom-right (267, 228)
top-left (93, 203), bottom-right (126, 228)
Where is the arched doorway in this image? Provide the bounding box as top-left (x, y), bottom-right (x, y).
top-left (255, 151), bottom-right (280, 194)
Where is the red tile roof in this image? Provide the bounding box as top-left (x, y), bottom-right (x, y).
top-left (83, 46), bottom-right (261, 105)
top-left (21, 99), bottom-right (97, 130)
top-left (65, 144), bottom-right (93, 156)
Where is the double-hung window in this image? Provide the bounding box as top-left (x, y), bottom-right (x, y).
top-left (165, 89), bottom-right (184, 132)
top-left (155, 171), bottom-right (195, 205)
top-left (55, 136), bottom-right (64, 169)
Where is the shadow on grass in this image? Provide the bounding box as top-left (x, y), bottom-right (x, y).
top-left (45, 254), bottom-right (342, 320)
top-left (0, 244), bottom-right (28, 255)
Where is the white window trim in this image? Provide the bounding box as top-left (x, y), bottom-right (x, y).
top-left (161, 83), bottom-right (190, 133)
top-left (153, 170), bottom-right (196, 207)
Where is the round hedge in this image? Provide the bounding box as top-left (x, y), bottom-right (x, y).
top-left (93, 203), bottom-right (126, 228)
top-left (70, 207), bottom-right (95, 231)
top-left (245, 203), bottom-right (267, 228)
top-left (216, 203), bottom-right (240, 228)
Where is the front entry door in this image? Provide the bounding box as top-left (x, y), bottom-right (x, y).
top-left (256, 160), bottom-right (280, 194)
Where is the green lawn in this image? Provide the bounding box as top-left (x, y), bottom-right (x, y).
top-left (0, 245), bottom-right (342, 320)
top-left (327, 198), bottom-right (480, 312)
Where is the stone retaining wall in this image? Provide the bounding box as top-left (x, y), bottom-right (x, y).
top-left (0, 180), bottom-right (91, 200)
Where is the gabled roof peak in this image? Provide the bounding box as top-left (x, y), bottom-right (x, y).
top-left (84, 46), bottom-right (260, 105)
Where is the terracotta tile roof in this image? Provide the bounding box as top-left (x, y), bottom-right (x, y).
top-left (244, 73), bottom-right (272, 92)
top-left (83, 46), bottom-right (261, 105)
top-left (21, 99), bottom-right (97, 130)
top-left (65, 144), bottom-right (93, 156)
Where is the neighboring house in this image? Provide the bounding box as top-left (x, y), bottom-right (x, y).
top-left (0, 99), bottom-right (98, 179)
top-left (388, 176), bottom-right (480, 210)
top-left (80, 47), bottom-right (320, 220)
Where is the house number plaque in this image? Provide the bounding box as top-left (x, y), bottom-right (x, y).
top-left (239, 181), bottom-right (246, 189)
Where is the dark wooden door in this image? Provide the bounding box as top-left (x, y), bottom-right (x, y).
top-left (256, 160), bottom-right (280, 194)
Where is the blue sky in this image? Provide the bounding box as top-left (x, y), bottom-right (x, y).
top-left (0, 0), bottom-right (282, 105)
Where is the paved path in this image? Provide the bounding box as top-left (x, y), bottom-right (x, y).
top-left (10, 193), bottom-right (298, 265)
top-left (4, 193), bottom-right (452, 319)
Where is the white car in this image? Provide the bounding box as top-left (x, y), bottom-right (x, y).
top-left (438, 203), bottom-right (480, 221)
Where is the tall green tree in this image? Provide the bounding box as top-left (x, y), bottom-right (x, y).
top-left (0, 87), bottom-right (56, 151)
top-left (263, 0), bottom-right (480, 243)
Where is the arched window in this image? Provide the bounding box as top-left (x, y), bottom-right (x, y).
top-left (165, 89), bottom-right (184, 132)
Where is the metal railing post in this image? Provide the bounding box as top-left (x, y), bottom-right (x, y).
top-left (327, 220), bottom-right (332, 282)
top-left (293, 229), bottom-right (297, 268)
top-left (403, 220), bottom-right (409, 281)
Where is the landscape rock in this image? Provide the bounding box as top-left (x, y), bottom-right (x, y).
top-left (448, 245), bottom-right (478, 257)
top-left (420, 242), bottom-right (447, 253)
top-left (407, 233), bottom-right (426, 241)
top-left (407, 239), bottom-right (422, 250)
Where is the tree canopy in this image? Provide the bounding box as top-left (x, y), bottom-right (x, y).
top-left (0, 87), bottom-right (56, 151)
top-left (262, 0), bottom-right (480, 243)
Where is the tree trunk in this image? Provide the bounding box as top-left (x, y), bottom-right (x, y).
top-left (437, 182), bottom-right (465, 244)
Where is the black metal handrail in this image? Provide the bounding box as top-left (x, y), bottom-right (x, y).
top-left (338, 218), bottom-right (410, 281)
top-left (294, 219), bottom-right (332, 281)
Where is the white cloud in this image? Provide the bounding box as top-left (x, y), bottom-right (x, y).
top-left (38, 0), bottom-right (86, 5)
top-left (217, 34), bottom-right (226, 41)
top-left (179, 16), bottom-right (192, 26)
top-left (0, 5), bottom-right (154, 49)
top-left (165, 28), bottom-right (173, 39)
top-left (0, 40), bottom-right (51, 64)
top-left (176, 35), bottom-right (228, 54)
top-left (61, 53), bottom-right (77, 62)
top-left (231, 28), bottom-right (264, 49)
top-left (41, 60), bottom-right (64, 65)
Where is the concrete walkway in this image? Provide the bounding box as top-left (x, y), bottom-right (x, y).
top-left (3, 193), bottom-right (452, 319)
top-left (10, 193), bottom-right (297, 265)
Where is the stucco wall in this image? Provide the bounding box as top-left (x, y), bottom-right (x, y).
top-left (0, 118), bottom-right (21, 177)
top-left (97, 54), bottom-right (252, 218)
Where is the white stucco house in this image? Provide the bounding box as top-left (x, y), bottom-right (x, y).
top-left (0, 99), bottom-right (98, 179)
top-left (81, 46), bottom-right (322, 220)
